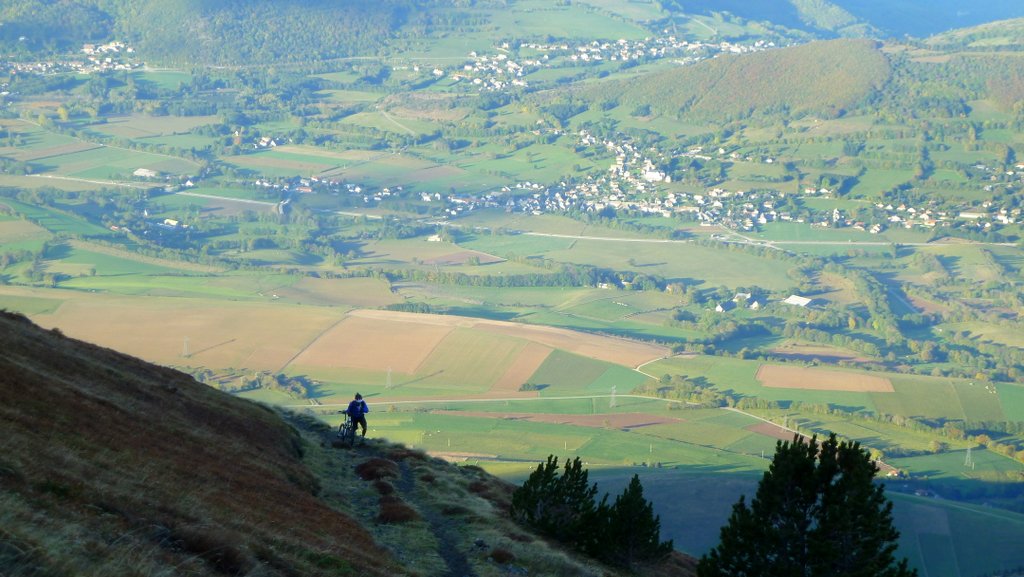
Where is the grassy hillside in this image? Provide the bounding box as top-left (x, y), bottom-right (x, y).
top-left (590, 38), bottom-right (890, 122)
top-left (0, 310), bottom-right (694, 577)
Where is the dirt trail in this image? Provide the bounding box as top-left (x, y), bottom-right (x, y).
top-left (396, 461), bottom-right (477, 577)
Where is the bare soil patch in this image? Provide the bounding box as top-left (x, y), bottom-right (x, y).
top-left (908, 294), bottom-right (948, 315)
top-left (756, 364), bottom-right (894, 392)
top-left (746, 421), bottom-right (800, 442)
top-left (435, 411), bottom-right (681, 430)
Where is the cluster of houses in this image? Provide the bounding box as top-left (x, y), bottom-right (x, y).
top-left (3, 41), bottom-right (138, 76)
top-left (434, 35), bottom-right (774, 93)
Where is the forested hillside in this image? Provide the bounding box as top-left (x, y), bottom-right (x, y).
top-left (1, 0), bottom-right (423, 63)
top-left (583, 38), bottom-right (890, 123)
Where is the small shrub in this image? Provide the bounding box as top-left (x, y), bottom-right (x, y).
top-left (387, 447), bottom-right (427, 461)
top-left (489, 547), bottom-right (515, 564)
top-left (373, 480), bottom-right (394, 495)
top-left (377, 496), bottom-right (420, 524)
top-left (355, 458), bottom-right (399, 481)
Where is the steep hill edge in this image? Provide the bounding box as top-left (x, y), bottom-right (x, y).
top-left (0, 310), bottom-right (695, 577)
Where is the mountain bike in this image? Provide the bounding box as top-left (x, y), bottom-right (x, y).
top-left (337, 413), bottom-right (356, 447)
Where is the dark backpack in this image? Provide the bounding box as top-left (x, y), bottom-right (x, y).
top-left (347, 400), bottom-right (365, 417)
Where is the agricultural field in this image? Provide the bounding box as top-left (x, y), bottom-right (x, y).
top-left (3, 8), bottom-right (1024, 574)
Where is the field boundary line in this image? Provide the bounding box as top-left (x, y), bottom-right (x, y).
top-left (27, 174), bottom-right (149, 189)
top-left (275, 313), bottom-right (351, 373)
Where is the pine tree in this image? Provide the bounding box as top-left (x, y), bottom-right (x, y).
top-left (698, 434), bottom-right (916, 577)
top-left (595, 474), bottom-right (673, 569)
top-left (509, 455), bottom-right (599, 546)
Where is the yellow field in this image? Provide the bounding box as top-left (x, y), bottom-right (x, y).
top-left (0, 219), bottom-right (50, 243)
top-left (757, 364), bottom-right (894, 392)
top-left (27, 291), bottom-right (346, 371)
top-left (347, 309), bottom-right (670, 368)
top-left (289, 314), bottom-right (455, 374)
top-left (9, 287), bottom-right (667, 397)
top-left (490, 342), bottom-right (553, 392)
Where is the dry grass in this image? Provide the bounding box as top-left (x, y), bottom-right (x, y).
top-left (0, 311), bottom-right (408, 577)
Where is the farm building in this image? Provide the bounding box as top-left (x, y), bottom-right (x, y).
top-left (783, 294), bottom-right (813, 307)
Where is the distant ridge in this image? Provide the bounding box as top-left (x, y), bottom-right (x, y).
top-left (590, 38), bottom-right (890, 122)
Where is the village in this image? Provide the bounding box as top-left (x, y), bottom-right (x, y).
top-left (439, 34), bottom-right (775, 92)
top-left (235, 124), bottom-right (1021, 241)
top-left (2, 41), bottom-right (139, 76)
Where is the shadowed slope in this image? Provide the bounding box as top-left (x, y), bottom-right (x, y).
top-left (0, 310), bottom-right (407, 577)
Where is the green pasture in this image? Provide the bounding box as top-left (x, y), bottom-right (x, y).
top-left (139, 133), bottom-right (219, 149)
top-left (313, 70), bottom-right (363, 84)
top-left (508, 237), bottom-right (797, 290)
top-left (889, 447), bottom-right (1024, 484)
top-left (487, 0), bottom-right (648, 40)
top-left (60, 273), bottom-right (268, 299)
top-left (996, 383), bottom-right (1024, 422)
top-left (231, 249), bottom-right (324, 267)
top-left (458, 143), bottom-right (592, 185)
top-left (650, 354), bottom-right (1014, 423)
top-left (411, 328), bottom-right (529, 391)
top-left (0, 218), bottom-right (51, 250)
top-left (88, 114), bottom-right (219, 139)
top-left (0, 293), bottom-right (64, 315)
top-left (940, 321), bottom-right (1024, 350)
top-left (132, 70), bottom-right (192, 90)
top-left (0, 199), bottom-right (111, 237)
top-left (0, 175), bottom-right (117, 193)
top-left (931, 147), bottom-right (1001, 167)
top-left (913, 244), bottom-right (1003, 283)
top-left (336, 111), bottom-right (429, 135)
top-left (751, 221), bottom-right (879, 243)
top-left (518, 309), bottom-right (699, 343)
top-left (575, 0), bottom-right (664, 21)
top-left (459, 232), bottom-right (578, 258)
top-left (529, 350), bottom-right (646, 393)
top-left (36, 146), bottom-right (199, 180)
top-left (319, 89), bottom-right (385, 104)
top-left (456, 211), bottom-right (600, 236)
top-left (47, 246), bottom-right (184, 278)
top-left (847, 167), bottom-right (916, 197)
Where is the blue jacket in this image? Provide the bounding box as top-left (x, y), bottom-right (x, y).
top-left (347, 399), bottom-right (368, 417)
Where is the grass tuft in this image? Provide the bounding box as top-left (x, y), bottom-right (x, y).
top-left (377, 496), bottom-right (420, 524)
top-left (355, 458), bottom-right (400, 481)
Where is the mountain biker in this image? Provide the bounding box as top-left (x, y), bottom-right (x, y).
top-left (346, 393), bottom-right (369, 438)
